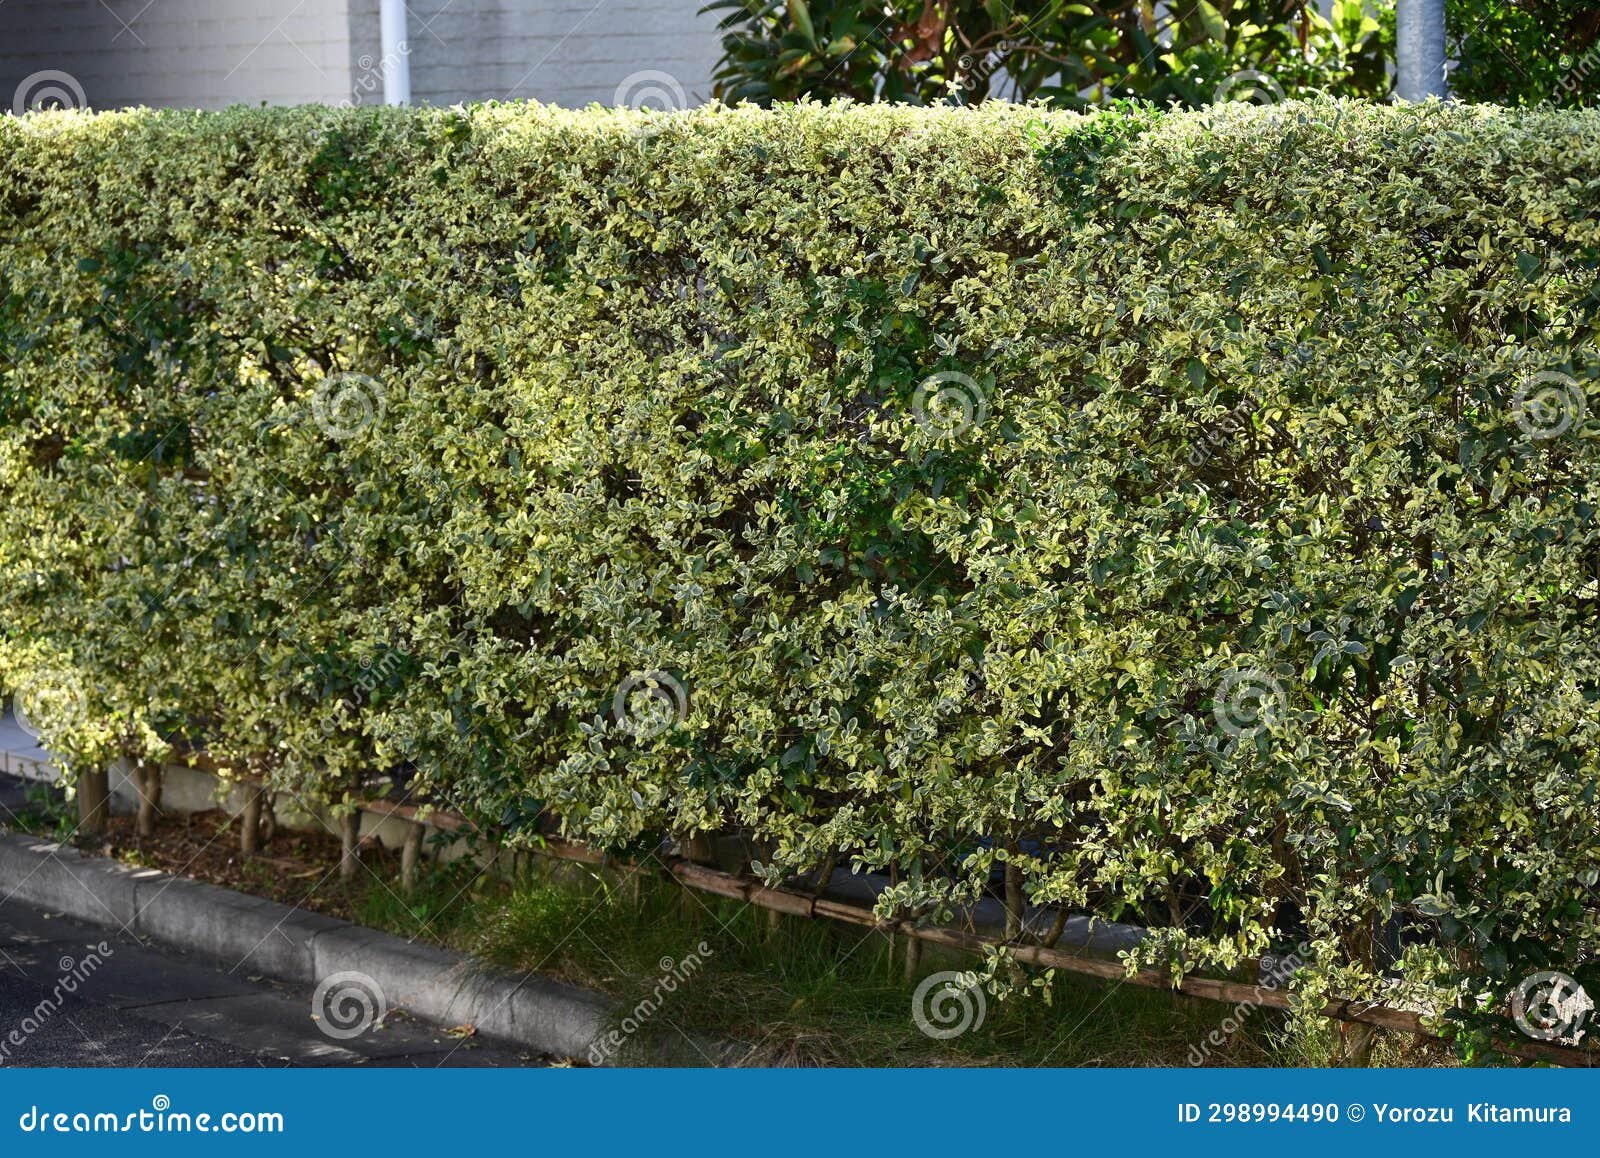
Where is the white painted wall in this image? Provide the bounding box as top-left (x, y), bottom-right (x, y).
top-left (0, 711), bottom-right (423, 854)
top-left (1, 0), bottom-right (722, 111)
top-left (0, 0), bottom-right (353, 111)
top-left (345, 0), bottom-right (721, 109)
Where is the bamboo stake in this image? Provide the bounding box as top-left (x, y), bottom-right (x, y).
top-left (564, 841), bottom-right (1596, 1068)
top-left (358, 796), bottom-right (469, 832)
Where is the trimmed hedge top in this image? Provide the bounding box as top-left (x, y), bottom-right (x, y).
top-left (3, 99), bottom-right (1599, 1044)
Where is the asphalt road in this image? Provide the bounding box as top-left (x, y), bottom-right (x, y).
top-left (0, 763), bottom-right (547, 1068)
top-left (0, 900), bottom-right (541, 1068)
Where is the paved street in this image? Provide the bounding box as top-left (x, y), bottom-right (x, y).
top-left (0, 901), bottom-right (540, 1068)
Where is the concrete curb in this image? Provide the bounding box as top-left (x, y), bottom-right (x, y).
top-left (0, 831), bottom-right (611, 1061)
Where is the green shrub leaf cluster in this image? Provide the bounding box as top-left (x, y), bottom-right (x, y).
top-left (2, 99), bottom-right (1598, 1037)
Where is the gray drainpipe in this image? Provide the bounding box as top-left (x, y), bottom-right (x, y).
top-left (379, 0), bottom-right (412, 106)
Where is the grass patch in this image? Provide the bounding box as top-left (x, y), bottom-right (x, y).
top-left (4, 800), bottom-right (1453, 1068)
top-left (357, 856), bottom-right (1450, 1068)
top-left (6, 783), bottom-right (74, 841)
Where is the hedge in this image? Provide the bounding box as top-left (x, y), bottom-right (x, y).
top-left (2, 99), bottom-right (1599, 1044)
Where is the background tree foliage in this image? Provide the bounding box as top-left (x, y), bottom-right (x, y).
top-left (1447, 0), bottom-right (1600, 106)
top-left (704, 0), bottom-right (1596, 108)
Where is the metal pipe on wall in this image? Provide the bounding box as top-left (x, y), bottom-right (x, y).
top-left (379, 0), bottom-right (412, 106)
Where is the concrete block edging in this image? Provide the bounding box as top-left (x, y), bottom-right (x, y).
top-left (0, 830), bottom-right (611, 1062)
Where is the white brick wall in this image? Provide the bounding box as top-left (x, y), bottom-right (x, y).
top-left (1, 0), bottom-right (354, 110)
top-left (1, 0), bottom-right (723, 111)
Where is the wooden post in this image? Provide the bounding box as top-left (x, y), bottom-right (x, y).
top-left (1338, 918), bottom-right (1378, 1065)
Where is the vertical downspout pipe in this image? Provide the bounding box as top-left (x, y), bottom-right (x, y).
top-left (1396, 0), bottom-right (1448, 101)
top-left (380, 0), bottom-right (411, 106)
